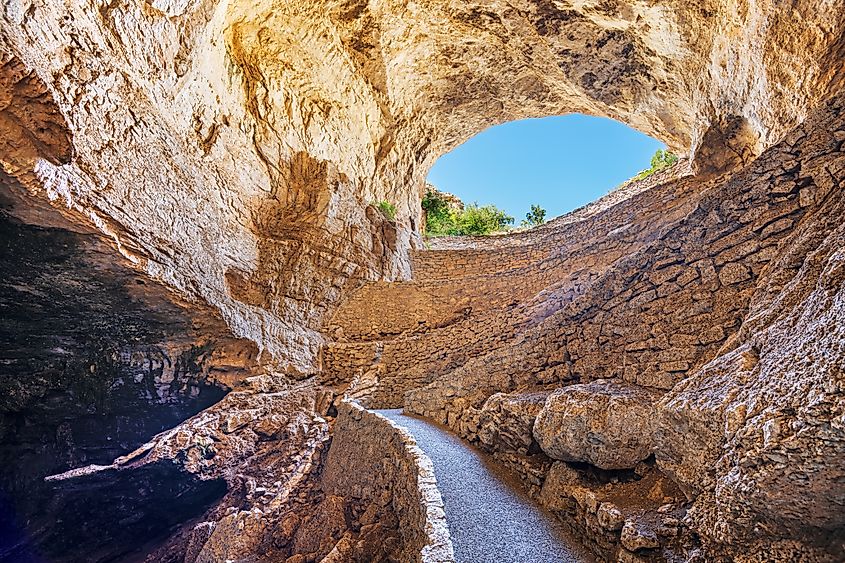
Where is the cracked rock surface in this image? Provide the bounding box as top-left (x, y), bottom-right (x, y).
top-left (3, 0), bottom-right (844, 369)
top-left (0, 1), bottom-right (844, 562)
top-left (533, 380), bottom-right (661, 470)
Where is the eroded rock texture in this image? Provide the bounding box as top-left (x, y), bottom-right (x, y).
top-left (331, 94), bottom-right (845, 560)
top-left (3, 0), bottom-right (845, 370)
top-left (534, 380), bottom-right (660, 470)
top-left (1, 1), bottom-right (844, 562)
top-left (0, 177), bottom-right (260, 561)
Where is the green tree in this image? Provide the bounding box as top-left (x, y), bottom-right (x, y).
top-left (521, 204), bottom-right (546, 228)
top-left (650, 149), bottom-right (679, 170)
top-left (421, 189), bottom-right (453, 235)
top-left (635, 149), bottom-right (679, 180)
top-left (422, 188), bottom-right (514, 237)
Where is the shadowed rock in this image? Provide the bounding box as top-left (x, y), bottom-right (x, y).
top-left (476, 391), bottom-right (550, 455)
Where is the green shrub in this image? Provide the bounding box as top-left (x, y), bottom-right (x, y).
top-left (422, 188), bottom-right (514, 236)
top-left (422, 189), bottom-right (453, 235)
top-left (635, 149), bottom-right (679, 180)
top-left (521, 204), bottom-right (546, 228)
top-left (453, 203), bottom-right (514, 235)
top-left (374, 200), bottom-right (397, 221)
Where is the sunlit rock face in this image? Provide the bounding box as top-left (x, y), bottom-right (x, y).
top-left (2, 0), bottom-right (844, 370)
top-left (395, 95), bottom-right (845, 560)
top-left (1, 2), bottom-right (845, 562)
top-left (534, 380), bottom-right (660, 470)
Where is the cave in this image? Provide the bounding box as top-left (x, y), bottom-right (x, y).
top-left (1, 1), bottom-right (844, 562)
top-left (0, 174), bottom-right (247, 561)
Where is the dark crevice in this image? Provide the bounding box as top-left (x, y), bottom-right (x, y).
top-left (0, 201), bottom-right (238, 562)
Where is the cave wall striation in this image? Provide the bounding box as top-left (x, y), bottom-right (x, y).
top-left (2, 0), bottom-right (844, 370)
top-left (341, 93), bottom-right (844, 560)
top-left (0, 1), bottom-right (844, 562)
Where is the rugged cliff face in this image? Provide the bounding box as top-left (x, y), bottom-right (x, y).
top-left (1, 1), bottom-right (844, 562)
top-left (3, 0), bottom-right (844, 370)
top-left (396, 95), bottom-right (845, 560)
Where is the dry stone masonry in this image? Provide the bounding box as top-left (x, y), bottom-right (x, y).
top-left (0, 1), bottom-right (844, 562)
top-left (321, 402), bottom-right (454, 563)
top-left (332, 95), bottom-right (845, 560)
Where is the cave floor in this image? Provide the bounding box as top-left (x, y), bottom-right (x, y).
top-left (376, 409), bottom-right (592, 563)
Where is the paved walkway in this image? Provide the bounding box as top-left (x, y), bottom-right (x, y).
top-left (376, 409), bottom-right (590, 563)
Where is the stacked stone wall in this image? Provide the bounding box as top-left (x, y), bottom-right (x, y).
top-left (321, 401), bottom-right (455, 563)
top-left (321, 159), bottom-right (735, 406)
top-left (318, 95), bottom-right (845, 562)
top-left (406, 107), bottom-right (828, 425)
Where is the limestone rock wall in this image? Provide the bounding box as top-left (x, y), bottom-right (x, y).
top-left (1, 16), bottom-right (411, 372)
top-left (3, 1), bottom-right (844, 371)
top-left (322, 163), bottom-right (702, 402)
top-left (321, 401), bottom-right (455, 563)
top-left (0, 176), bottom-right (262, 562)
top-left (654, 124), bottom-right (845, 555)
top-left (1, 1), bottom-right (844, 561)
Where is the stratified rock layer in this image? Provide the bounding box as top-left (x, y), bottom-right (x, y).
top-left (2, 0), bottom-right (845, 369)
top-left (389, 94), bottom-right (842, 560)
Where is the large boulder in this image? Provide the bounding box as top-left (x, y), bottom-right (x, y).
top-left (476, 391), bottom-right (550, 454)
top-left (533, 380), bottom-right (661, 470)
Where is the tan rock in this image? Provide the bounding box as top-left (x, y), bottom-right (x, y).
top-left (476, 391), bottom-right (550, 454)
top-left (539, 462), bottom-right (584, 512)
top-left (597, 502), bottom-right (625, 532)
top-left (620, 518), bottom-right (660, 552)
top-left (1, 2), bottom-right (844, 562)
top-left (533, 380), bottom-right (662, 470)
top-left (718, 262), bottom-right (751, 285)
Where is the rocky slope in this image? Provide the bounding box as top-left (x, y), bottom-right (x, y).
top-left (0, 1), bottom-right (844, 561)
top-left (392, 94), bottom-right (845, 560)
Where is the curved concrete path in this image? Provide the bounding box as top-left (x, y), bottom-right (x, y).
top-left (376, 409), bottom-right (591, 563)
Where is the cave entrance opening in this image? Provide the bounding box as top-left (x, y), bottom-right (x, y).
top-left (424, 114), bottom-right (671, 234)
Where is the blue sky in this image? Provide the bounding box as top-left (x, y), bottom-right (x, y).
top-left (426, 114), bottom-right (666, 221)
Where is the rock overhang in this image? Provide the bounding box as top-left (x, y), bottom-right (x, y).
top-left (0, 2), bottom-right (844, 561)
top-left (2, 1), bottom-right (844, 369)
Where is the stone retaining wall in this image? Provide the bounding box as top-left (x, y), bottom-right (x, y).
top-left (321, 401), bottom-right (455, 563)
top-left (322, 166), bottom-right (703, 405)
top-left (404, 97), bottom-right (833, 424)
top-left (323, 101), bottom-right (832, 412)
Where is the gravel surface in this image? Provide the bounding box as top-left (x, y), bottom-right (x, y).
top-left (376, 409), bottom-right (591, 563)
